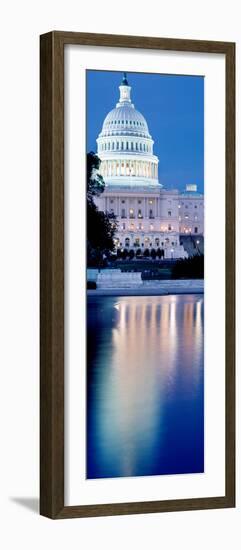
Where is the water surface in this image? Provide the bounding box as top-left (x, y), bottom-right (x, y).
top-left (87, 294), bottom-right (204, 479)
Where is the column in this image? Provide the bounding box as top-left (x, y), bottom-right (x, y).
top-left (145, 198), bottom-right (147, 217)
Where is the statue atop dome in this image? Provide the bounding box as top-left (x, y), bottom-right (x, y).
top-left (122, 72), bottom-right (129, 85)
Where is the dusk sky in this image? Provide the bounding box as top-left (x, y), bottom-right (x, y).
top-left (87, 70), bottom-right (204, 193)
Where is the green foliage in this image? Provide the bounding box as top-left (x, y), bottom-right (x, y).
top-left (87, 151), bottom-right (105, 200)
top-left (172, 254), bottom-right (204, 279)
top-left (121, 248), bottom-right (128, 260)
top-left (156, 247), bottom-right (164, 259)
top-left (87, 280), bottom-right (97, 290)
top-left (87, 152), bottom-right (117, 266)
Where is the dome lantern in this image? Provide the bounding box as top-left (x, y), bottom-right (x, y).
top-left (117, 72), bottom-right (133, 107)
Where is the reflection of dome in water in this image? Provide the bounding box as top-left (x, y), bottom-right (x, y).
top-left (97, 73), bottom-right (160, 188)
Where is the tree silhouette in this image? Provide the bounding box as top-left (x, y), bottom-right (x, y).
top-left (87, 152), bottom-right (117, 266)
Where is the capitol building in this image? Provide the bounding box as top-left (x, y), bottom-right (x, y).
top-left (94, 73), bottom-right (204, 259)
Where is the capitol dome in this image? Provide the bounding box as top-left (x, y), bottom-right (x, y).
top-left (97, 73), bottom-right (161, 189)
top-left (98, 73), bottom-right (151, 140)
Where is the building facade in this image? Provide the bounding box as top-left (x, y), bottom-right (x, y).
top-left (94, 73), bottom-right (204, 259)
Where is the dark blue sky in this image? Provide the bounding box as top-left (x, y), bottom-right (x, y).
top-left (87, 70), bottom-right (204, 193)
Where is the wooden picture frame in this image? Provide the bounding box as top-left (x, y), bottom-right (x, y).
top-left (40, 31), bottom-right (235, 519)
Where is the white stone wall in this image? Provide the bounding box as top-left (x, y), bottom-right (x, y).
top-left (94, 187), bottom-right (201, 258)
top-left (95, 188), bottom-right (204, 236)
top-left (178, 194), bottom-right (204, 235)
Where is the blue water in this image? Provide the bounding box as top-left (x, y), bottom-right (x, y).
top-left (87, 294), bottom-right (204, 479)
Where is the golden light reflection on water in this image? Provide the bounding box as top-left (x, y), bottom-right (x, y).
top-left (88, 294), bottom-right (204, 478)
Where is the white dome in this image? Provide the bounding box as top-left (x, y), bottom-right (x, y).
top-left (100, 105), bottom-right (151, 138)
top-left (98, 73), bottom-right (151, 139)
top-left (96, 73), bottom-right (161, 189)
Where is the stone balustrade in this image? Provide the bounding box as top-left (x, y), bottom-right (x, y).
top-left (97, 269), bottom-right (143, 289)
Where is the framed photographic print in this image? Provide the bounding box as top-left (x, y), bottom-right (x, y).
top-left (40, 31), bottom-right (235, 519)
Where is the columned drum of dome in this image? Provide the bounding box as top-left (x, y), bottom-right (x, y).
top-left (97, 73), bottom-right (161, 189)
